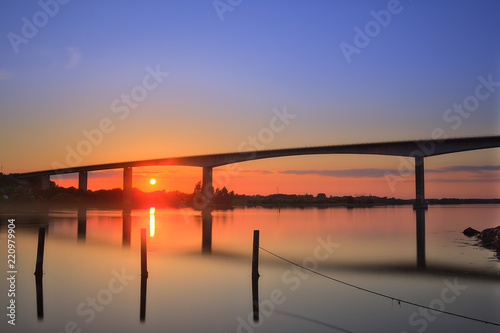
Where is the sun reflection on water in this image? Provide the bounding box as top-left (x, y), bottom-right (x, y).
top-left (149, 207), bottom-right (155, 237)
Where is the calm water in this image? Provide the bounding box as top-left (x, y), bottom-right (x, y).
top-left (1, 205), bottom-right (499, 333)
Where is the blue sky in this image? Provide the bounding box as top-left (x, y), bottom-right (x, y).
top-left (0, 0), bottom-right (499, 197)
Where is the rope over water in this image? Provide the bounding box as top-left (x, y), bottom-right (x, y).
top-left (259, 246), bottom-right (500, 327)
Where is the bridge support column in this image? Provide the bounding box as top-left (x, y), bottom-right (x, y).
top-left (123, 167), bottom-right (133, 208)
top-left (41, 175), bottom-right (50, 190)
top-left (202, 166), bottom-right (213, 205)
top-left (78, 171), bottom-right (88, 191)
top-left (122, 208), bottom-right (132, 248)
top-left (413, 156), bottom-right (428, 209)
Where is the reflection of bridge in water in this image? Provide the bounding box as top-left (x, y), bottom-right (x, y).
top-left (68, 207), bottom-right (498, 279)
top-left (71, 206), bottom-right (498, 325)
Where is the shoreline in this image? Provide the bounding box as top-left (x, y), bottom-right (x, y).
top-left (1, 198), bottom-right (500, 213)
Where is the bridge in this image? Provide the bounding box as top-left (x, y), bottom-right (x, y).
top-left (12, 135), bottom-right (500, 209)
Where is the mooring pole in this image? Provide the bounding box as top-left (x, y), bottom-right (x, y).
top-left (141, 228), bottom-right (148, 278)
top-left (140, 276), bottom-right (147, 322)
top-left (34, 227), bottom-right (45, 320)
top-left (140, 228), bottom-right (148, 322)
top-left (251, 230), bottom-right (260, 323)
top-left (34, 228), bottom-right (46, 276)
top-left (252, 272), bottom-right (259, 323)
top-left (252, 230), bottom-right (260, 278)
top-left (35, 274), bottom-right (44, 320)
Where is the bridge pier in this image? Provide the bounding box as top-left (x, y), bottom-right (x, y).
top-left (123, 167), bottom-right (133, 208)
top-left (413, 156), bottom-right (428, 209)
top-left (78, 171), bottom-right (88, 191)
top-left (202, 166), bottom-right (214, 204)
top-left (122, 208), bottom-right (132, 248)
top-left (41, 175), bottom-right (50, 190)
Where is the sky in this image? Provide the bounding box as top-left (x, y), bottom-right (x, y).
top-left (0, 0), bottom-right (499, 198)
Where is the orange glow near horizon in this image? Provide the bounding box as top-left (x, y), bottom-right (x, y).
top-left (47, 152), bottom-right (499, 199)
top-left (49, 167), bottom-right (500, 199)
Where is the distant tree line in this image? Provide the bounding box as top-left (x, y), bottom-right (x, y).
top-left (0, 174), bottom-right (235, 208)
top-left (1, 173), bottom-right (499, 208)
top-left (192, 181), bottom-right (235, 206)
top-left (233, 193), bottom-right (412, 207)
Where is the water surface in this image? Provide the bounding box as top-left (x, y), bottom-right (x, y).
top-left (1, 205), bottom-right (499, 333)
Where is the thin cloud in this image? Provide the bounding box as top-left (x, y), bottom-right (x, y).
top-left (279, 165), bottom-right (500, 180)
top-left (427, 165), bottom-right (500, 173)
top-left (280, 169), bottom-right (394, 178)
top-left (239, 169), bottom-right (275, 175)
top-left (427, 177), bottom-right (500, 183)
top-left (470, 173), bottom-right (500, 180)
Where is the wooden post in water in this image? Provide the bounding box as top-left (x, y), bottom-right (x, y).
top-left (140, 275), bottom-right (148, 322)
top-left (252, 230), bottom-right (260, 278)
top-left (140, 228), bottom-right (148, 322)
top-left (34, 228), bottom-right (46, 276)
top-left (141, 228), bottom-right (148, 278)
top-left (34, 227), bottom-right (45, 320)
top-left (251, 230), bottom-right (260, 322)
top-left (35, 274), bottom-right (44, 320)
top-left (251, 271), bottom-right (259, 323)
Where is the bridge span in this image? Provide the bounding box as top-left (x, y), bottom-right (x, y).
top-left (12, 135), bottom-right (500, 209)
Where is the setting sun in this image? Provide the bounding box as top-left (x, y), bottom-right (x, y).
top-left (150, 178), bottom-right (156, 185)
